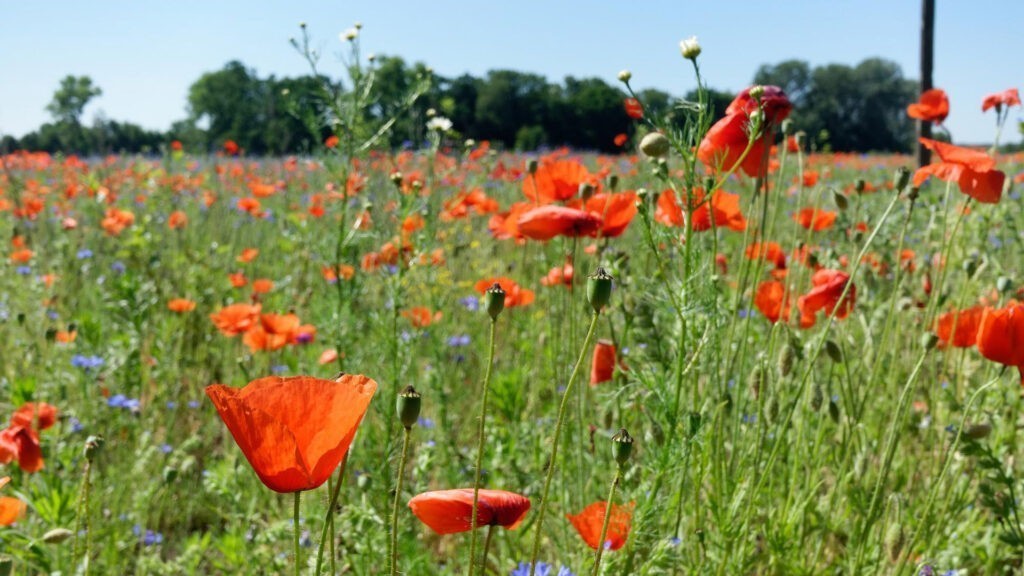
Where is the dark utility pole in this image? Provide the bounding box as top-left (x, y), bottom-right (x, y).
top-left (917, 0), bottom-right (935, 168)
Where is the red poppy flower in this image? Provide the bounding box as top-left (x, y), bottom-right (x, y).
top-left (797, 269), bottom-right (855, 328)
top-left (206, 374), bottom-right (377, 493)
top-left (913, 138), bottom-right (1005, 204)
top-left (623, 98), bottom-right (643, 120)
top-left (613, 133), bottom-right (628, 147)
top-left (0, 495), bottom-right (25, 526)
top-left (168, 298), bottom-right (197, 313)
top-left (754, 280), bottom-right (790, 324)
top-left (11, 403), bottom-right (58, 430)
top-left (982, 88), bottom-right (1021, 112)
top-left (655, 189), bottom-right (746, 232)
top-left (522, 159), bottom-right (594, 204)
top-left (906, 89), bottom-right (949, 124)
top-left (976, 302), bottom-right (1024, 369)
top-left (402, 307), bottom-right (441, 328)
top-left (517, 206), bottom-right (603, 241)
top-left (474, 277), bottom-right (535, 308)
top-left (793, 208), bottom-right (837, 231)
top-left (488, 202), bottom-right (532, 241)
top-left (0, 425), bottom-right (42, 473)
top-left (934, 306), bottom-right (986, 348)
top-left (168, 211), bottom-right (188, 230)
top-left (745, 242), bottom-right (787, 270)
top-left (698, 112), bottom-right (768, 178)
top-left (725, 85), bottom-right (793, 124)
top-left (566, 501), bottom-right (633, 551)
top-left (585, 192), bottom-right (637, 237)
top-left (540, 255), bottom-right (574, 288)
top-left (210, 303), bottom-right (261, 337)
top-left (408, 489), bottom-right (530, 534)
top-left (223, 140), bottom-right (240, 156)
top-left (590, 339), bottom-right (625, 385)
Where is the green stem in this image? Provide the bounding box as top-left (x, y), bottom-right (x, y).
top-left (481, 524), bottom-right (496, 573)
top-left (390, 427), bottom-right (412, 575)
top-left (294, 491), bottom-right (302, 576)
top-left (314, 453), bottom-right (349, 575)
top-left (592, 466), bottom-right (624, 576)
top-left (469, 319), bottom-right (498, 575)
top-left (528, 311), bottom-right (601, 576)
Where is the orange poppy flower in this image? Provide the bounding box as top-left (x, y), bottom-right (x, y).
top-left (698, 86), bottom-right (792, 179)
top-left (541, 255), bottom-right (574, 288)
top-left (906, 88), bottom-right (949, 124)
top-left (934, 306), bottom-right (985, 348)
top-left (55, 330), bottom-right (76, 343)
top-left (517, 206), bottom-right (603, 241)
top-left (229, 272), bottom-right (248, 288)
top-left (590, 339), bottom-right (621, 385)
top-left (251, 278), bottom-right (274, 294)
top-left (9, 249), bottom-right (33, 263)
top-left (0, 425), bottom-right (42, 473)
top-left (206, 375), bottom-right (376, 493)
top-left (223, 140), bottom-right (240, 155)
top-left (613, 133), bottom-right (628, 147)
top-left (745, 242), bottom-right (787, 270)
top-left (408, 488), bottom-right (530, 534)
top-left (585, 192), bottom-right (637, 237)
top-left (12, 403), bottom-right (58, 430)
top-left (0, 495), bottom-right (25, 526)
top-left (474, 277), bottom-right (535, 308)
top-left (982, 88), bottom-right (1021, 112)
top-left (567, 501), bottom-right (633, 551)
top-left (488, 202), bottom-right (532, 241)
top-left (168, 298), bottom-right (197, 313)
top-left (318, 349), bottom-right (339, 365)
top-left (325, 135), bottom-right (340, 149)
top-left (976, 302), bottom-right (1024, 369)
top-left (209, 303), bottom-right (261, 337)
top-left (693, 190), bottom-right (747, 232)
top-left (237, 248), bottom-right (259, 263)
top-left (168, 210), bottom-right (188, 230)
top-left (522, 159), bottom-right (594, 204)
top-left (793, 208), bottom-right (837, 231)
top-left (754, 280), bottom-right (790, 324)
top-left (797, 269), bottom-right (855, 328)
top-left (101, 207), bottom-right (135, 236)
top-left (243, 313), bottom-right (301, 352)
top-left (402, 307), bottom-right (441, 328)
top-left (623, 98), bottom-right (643, 120)
top-left (913, 138), bottom-right (1005, 204)
top-left (655, 189), bottom-right (685, 227)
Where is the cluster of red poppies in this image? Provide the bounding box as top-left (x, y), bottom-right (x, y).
top-left (936, 302), bottom-right (1024, 383)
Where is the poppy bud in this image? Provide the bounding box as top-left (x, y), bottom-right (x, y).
top-left (964, 422), bottom-right (992, 439)
top-left (617, 70), bottom-right (632, 83)
top-left (611, 428), bottom-right (634, 466)
top-left (781, 119), bottom-right (793, 135)
top-left (42, 528), bottom-right (73, 544)
top-left (163, 465), bottom-right (178, 484)
top-left (587, 268), bottom-right (614, 313)
top-left (997, 276), bottom-right (1014, 293)
top-left (748, 365), bottom-right (767, 400)
top-left (893, 167), bottom-right (911, 192)
top-left (920, 333), bottom-right (939, 351)
top-left (749, 85), bottom-right (765, 101)
top-left (906, 187), bottom-right (919, 202)
top-left (810, 383), bottom-right (824, 412)
top-left (397, 385), bottom-right (422, 430)
top-left (390, 172), bottom-right (404, 188)
top-left (777, 345), bottom-right (796, 378)
top-left (579, 182), bottom-right (595, 201)
top-left (885, 523), bottom-right (905, 562)
top-left (639, 132), bottom-right (671, 158)
top-left (45, 328), bottom-right (57, 342)
top-left (0, 555), bottom-right (11, 576)
top-left (833, 190), bottom-right (849, 211)
top-left (962, 257), bottom-right (979, 279)
top-left (83, 435), bottom-right (104, 461)
top-left (828, 399), bottom-right (840, 424)
top-left (483, 283), bottom-right (506, 320)
top-left (527, 159), bottom-right (539, 175)
top-left (824, 340), bottom-right (842, 363)
top-left (606, 174), bottom-right (619, 192)
top-left (679, 36), bottom-right (701, 60)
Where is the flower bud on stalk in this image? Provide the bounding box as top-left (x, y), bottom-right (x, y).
top-left (396, 386), bottom-right (422, 430)
top-left (587, 268), bottom-right (614, 313)
top-left (483, 283), bottom-right (506, 320)
top-left (639, 132), bottom-right (670, 158)
top-left (611, 428), bottom-right (634, 466)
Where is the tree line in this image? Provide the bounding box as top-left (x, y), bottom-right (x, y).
top-left (2, 57), bottom-right (926, 156)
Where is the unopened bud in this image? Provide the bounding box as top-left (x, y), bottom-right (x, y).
top-left (964, 422), bottom-right (992, 439)
top-left (617, 70), bottom-right (632, 83)
top-left (824, 340), bottom-right (842, 363)
top-left (854, 179), bottom-right (866, 194)
top-left (833, 190), bottom-right (849, 211)
top-left (780, 119), bottom-right (793, 135)
top-left (483, 283), bottom-right (506, 320)
top-left (397, 385), bottom-right (422, 430)
top-left (606, 174), bottom-right (619, 192)
top-left (639, 132), bottom-right (671, 158)
top-left (579, 182), bottom-right (595, 201)
top-left (921, 332), bottom-right (939, 350)
top-left (587, 268), bottom-right (614, 313)
top-left (679, 36), bottom-right (701, 60)
top-left (42, 528), bottom-right (74, 544)
top-left (611, 428), bottom-right (634, 466)
top-left (527, 159), bottom-right (539, 175)
top-left (893, 167), bottom-right (911, 192)
top-left (749, 85), bottom-right (765, 101)
top-left (777, 344), bottom-right (796, 378)
top-left (84, 435), bottom-right (104, 461)
top-left (997, 276), bottom-right (1014, 293)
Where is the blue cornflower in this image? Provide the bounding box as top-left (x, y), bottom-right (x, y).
top-left (16, 266), bottom-right (31, 275)
top-left (159, 444), bottom-right (172, 454)
top-left (71, 355), bottom-right (104, 370)
top-left (76, 249), bottom-right (93, 259)
top-left (459, 296), bottom-right (479, 312)
top-left (111, 261), bottom-right (126, 274)
top-left (417, 417), bottom-right (435, 429)
top-left (446, 334), bottom-right (471, 347)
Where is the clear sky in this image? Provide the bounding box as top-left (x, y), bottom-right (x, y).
top-left (1, 1), bottom-right (1020, 145)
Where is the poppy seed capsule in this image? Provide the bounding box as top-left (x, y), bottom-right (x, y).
top-left (483, 283), bottom-right (506, 320)
top-left (397, 385), bottom-right (422, 430)
top-left (527, 159), bottom-right (539, 175)
top-left (587, 268), bottom-right (614, 313)
top-left (997, 276), bottom-right (1013, 293)
top-left (83, 435), bottom-right (104, 461)
top-left (611, 428), bottom-right (634, 466)
top-left (639, 132), bottom-right (671, 158)
top-left (42, 528), bottom-right (73, 544)
top-left (579, 182), bottom-right (595, 201)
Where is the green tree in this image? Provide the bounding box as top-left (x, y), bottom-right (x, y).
top-left (45, 75), bottom-right (102, 152)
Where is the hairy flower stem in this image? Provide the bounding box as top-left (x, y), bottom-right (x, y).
top-left (592, 465), bottom-right (624, 576)
top-left (528, 311), bottom-right (602, 576)
top-left (389, 426), bottom-right (412, 575)
top-left (468, 318), bottom-right (498, 575)
top-left (481, 525), bottom-right (496, 572)
top-left (72, 459), bottom-right (93, 573)
top-left (314, 453), bottom-right (349, 575)
top-left (293, 492), bottom-right (302, 576)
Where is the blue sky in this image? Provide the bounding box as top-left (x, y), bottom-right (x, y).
top-left (1, 1), bottom-right (1021, 145)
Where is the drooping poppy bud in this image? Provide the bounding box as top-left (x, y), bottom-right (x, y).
top-left (396, 386), bottom-right (422, 430)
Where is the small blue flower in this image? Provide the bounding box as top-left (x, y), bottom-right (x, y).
top-left (446, 334), bottom-right (471, 347)
top-left (459, 296), bottom-right (479, 312)
top-left (16, 266), bottom-right (31, 275)
top-left (76, 249), bottom-right (94, 259)
top-left (111, 261), bottom-right (126, 274)
top-left (417, 417), bottom-right (435, 429)
top-left (187, 400), bottom-right (200, 409)
top-left (159, 444), bottom-right (172, 454)
top-left (166, 401), bottom-right (178, 410)
top-left (71, 355), bottom-right (104, 370)
top-left (271, 364), bottom-right (288, 374)
top-left (69, 417), bottom-right (84, 433)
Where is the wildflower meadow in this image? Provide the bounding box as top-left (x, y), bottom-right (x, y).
top-left (2, 11), bottom-right (1024, 576)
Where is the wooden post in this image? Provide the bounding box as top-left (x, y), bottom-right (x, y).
top-left (917, 0), bottom-right (935, 168)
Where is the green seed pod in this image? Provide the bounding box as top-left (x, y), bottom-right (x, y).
top-left (45, 328), bottom-right (57, 342)
top-left (854, 179), bottom-right (866, 194)
top-left (527, 159), bottom-right (539, 175)
top-left (810, 383), bottom-right (824, 412)
top-left (920, 333), bottom-right (939, 351)
top-left (749, 85), bottom-right (765, 100)
top-left (777, 344), bottom-right (796, 378)
top-left (828, 399), bottom-right (840, 424)
top-left (483, 283), bottom-right (506, 320)
top-left (606, 174), bottom-right (619, 192)
top-left (749, 365), bottom-right (767, 400)
top-left (893, 167), bottom-right (911, 192)
top-left (42, 528), bottom-right (74, 544)
top-left (997, 276), bottom-right (1014, 294)
top-left (780, 118), bottom-right (793, 135)
top-left (587, 268), bottom-right (614, 313)
top-left (885, 523), bottom-right (904, 562)
top-left (962, 257), bottom-right (979, 279)
top-left (396, 385), bottom-right (422, 430)
top-left (639, 132), bottom-right (670, 158)
top-left (163, 466), bottom-right (178, 484)
top-left (579, 182), bottom-right (596, 201)
top-left (83, 435), bottom-right (104, 462)
top-left (0, 554), bottom-right (13, 576)
top-left (611, 428), bottom-right (634, 466)
top-left (833, 190), bottom-right (849, 211)
top-left (964, 422), bottom-right (992, 440)
top-left (357, 473), bottom-right (372, 491)
top-left (824, 340), bottom-right (842, 363)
